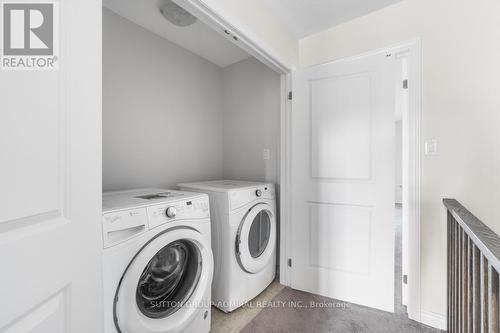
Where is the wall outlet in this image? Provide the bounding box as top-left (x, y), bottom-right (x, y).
top-left (263, 148), bottom-right (270, 160)
top-left (424, 139), bottom-right (439, 155)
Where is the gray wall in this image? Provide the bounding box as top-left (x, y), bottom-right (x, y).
top-left (103, 10), bottom-right (281, 192)
top-left (103, 9), bottom-right (224, 191)
top-left (103, 10), bottom-right (281, 270)
top-left (221, 58), bottom-right (281, 184)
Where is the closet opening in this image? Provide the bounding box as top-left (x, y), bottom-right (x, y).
top-left (102, 1), bottom-right (286, 330)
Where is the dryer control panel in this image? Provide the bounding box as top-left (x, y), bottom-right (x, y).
top-left (230, 185), bottom-right (275, 211)
top-left (147, 196), bottom-right (210, 229)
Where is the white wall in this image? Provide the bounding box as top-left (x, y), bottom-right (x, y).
top-left (221, 58), bottom-right (281, 184)
top-left (299, 0), bottom-right (500, 317)
top-left (103, 9), bottom-right (224, 191)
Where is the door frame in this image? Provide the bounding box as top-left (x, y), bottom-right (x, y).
top-left (171, 0), bottom-right (423, 324)
top-left (175, 0), bottom-right (293, 75)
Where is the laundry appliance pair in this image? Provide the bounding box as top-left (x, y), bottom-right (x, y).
top-left (102, 181), bottom-right (276, 333)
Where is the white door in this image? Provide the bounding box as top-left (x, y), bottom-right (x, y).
top-left (290, 52), bottom-right (396, 312)
top-left (0, 1), bottom-right (103, 332)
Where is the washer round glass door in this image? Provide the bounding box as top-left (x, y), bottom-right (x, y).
top-left (236, 203), bottom-right (276, 273)
top-left (114, 228), bottom-right (213, 333)
top-left (136, 239), bottom-right (201, 318)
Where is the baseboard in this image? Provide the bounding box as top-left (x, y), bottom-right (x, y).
top-left (420, 310), bottom-right (446, 331)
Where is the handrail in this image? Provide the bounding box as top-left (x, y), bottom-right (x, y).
top-left (444, 198), bottom-right (500, 332)
top-left (444, 199), bottom-right (500, 272)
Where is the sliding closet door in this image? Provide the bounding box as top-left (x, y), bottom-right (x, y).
top-left (0, 1), bottom-right (103, 332)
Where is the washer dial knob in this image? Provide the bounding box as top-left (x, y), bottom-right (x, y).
top-left (165, 206), bottom-right (177, 218)
top-left (255, 189), bottom-right (262, 197)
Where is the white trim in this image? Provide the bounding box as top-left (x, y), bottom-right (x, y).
top-left (300, 39), bottom-right (419, 69)
top-left (420, 310), bottom-right (447, 331)
top-left (405, 39), bottom-right (423, 323)
top-left (279, 72), bottom-right (292, 285)
top-left (174, 0), bottom-right (293, 74)
top-left (387, 39), bottom-right (423, 323)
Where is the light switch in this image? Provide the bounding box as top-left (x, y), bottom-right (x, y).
top-left (424, 139), bottom-right (438, 155)
top-left (263, 149), bottom-right (270, 160)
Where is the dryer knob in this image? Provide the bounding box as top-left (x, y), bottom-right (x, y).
top-left (165, 206), bottom-right (177, 218)
top-left (255, 189), bottom-right (262, 197)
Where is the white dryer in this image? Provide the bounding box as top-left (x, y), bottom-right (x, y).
top-left (102, 189), bottom-right (213, 333)
top-left (178, 180), bottom-right (276, 312)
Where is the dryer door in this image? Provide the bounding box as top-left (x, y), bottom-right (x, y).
top-left (236, 203), bottom-right (276, 274)
top-left (114, 228), bottom-right (213, 333)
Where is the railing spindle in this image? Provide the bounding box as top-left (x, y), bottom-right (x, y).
top-left (473, 244), bottom-right (481, 332)
top-left (469, 237), bottom-right (474, 332)
top-left (460, 226), bottom-right (464, 332)
top-left (443, 199), bottom-right (500, 333)
top-left (455, 221), bottom-right (459, 333)
top-left (452, 212), bottom-right (455, 328)
top-left (456, 221), bottom-right (460, 332)
top-left (464, 231), bottom-right (469, 331)
top-left (488, 266), bottom-right (499, 332)
top-left (482, 255), bottom-right (489, 333)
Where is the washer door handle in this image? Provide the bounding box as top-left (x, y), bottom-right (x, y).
top-left (235, 235), bottom-right (241, 256)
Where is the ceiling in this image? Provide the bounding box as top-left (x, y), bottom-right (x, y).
top-left (103, 0), bottom-right (251, 68)
top-left (260, 0), bottom-right (405, 38)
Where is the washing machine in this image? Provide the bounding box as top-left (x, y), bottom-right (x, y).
top-left (102, 188), bottom-right (213, 333)
top-left (178, 180), bottom-right (276, 312)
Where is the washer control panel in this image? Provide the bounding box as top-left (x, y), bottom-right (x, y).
top-left (147, 197), bottom-right (210, 229)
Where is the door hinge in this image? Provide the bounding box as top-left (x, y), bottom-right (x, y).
top-left (288, 258), bottom-right (292, 267)
top-left (403, 274), bottom-right (408, 285)
top-left (288, 91), bottom-right (293, 100)
top-left (403, 79), bottom-right (408, 89)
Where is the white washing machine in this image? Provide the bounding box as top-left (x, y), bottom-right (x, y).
top-left (102, 189), bottom-right (213, 333)
top-left (178, 180), bottom-right (276, 312)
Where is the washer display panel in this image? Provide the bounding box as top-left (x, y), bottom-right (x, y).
top-left (136, 240), bottom-right (202, 318)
